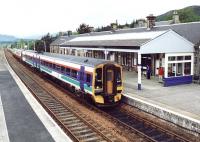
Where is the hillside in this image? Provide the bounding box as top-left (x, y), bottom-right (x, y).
top-left (0, 34), bottom-right (17, 42)
top-left (156, 5), bottom-right (200, 23)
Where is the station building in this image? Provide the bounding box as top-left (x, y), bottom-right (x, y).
top-left (50, 14), bottom-right (200, 90)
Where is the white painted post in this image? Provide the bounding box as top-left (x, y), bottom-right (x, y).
top-left (164, 53), bottom-right (168, 78)
top-left (138, 53), bottom-right (142, 90)
top-left (104, 50), bottom-right (108, 60)
top-left (191, 53), bottom-right (194, 75)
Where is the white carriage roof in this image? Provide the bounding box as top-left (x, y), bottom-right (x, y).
top-left (25, 50), bottom-right (115, 67)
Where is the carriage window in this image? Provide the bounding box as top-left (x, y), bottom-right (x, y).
top-left (55, 65), bottom-right (61, 71)
top-left (44, 61), bottom-right (47, 66)
top-left (49, 63), bottom-right (52, 68)
top-left (61, 66), bottom-right (65, 73)
top-left (52, 64), bottom-right (55, 69)
top-left (71, 70), bottom-right (77, 78)
top-left (66, 68), bottom-right (70, 75)
top-left (86, 74), bottom-right (91, 83)
top-left (95, 68), bottom-right (102, 89)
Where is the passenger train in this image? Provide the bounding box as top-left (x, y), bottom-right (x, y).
top-left (10, 48), bottom-right (123, 107)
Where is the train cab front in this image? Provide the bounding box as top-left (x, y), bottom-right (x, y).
top-left (93, 63), bottom-right (123, 107)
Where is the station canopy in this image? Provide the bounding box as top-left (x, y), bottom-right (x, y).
top-left (60, 30), bottom-right (194, 54)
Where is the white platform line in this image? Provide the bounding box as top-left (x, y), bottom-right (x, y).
top-left (3, 50), bottom-right (72, 142)
top-left (0, 94), bottom-right (10, 142)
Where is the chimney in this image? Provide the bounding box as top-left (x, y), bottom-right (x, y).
top-left (146, 14), bottom-right (156, 30)
top-left (59, 32), bottom-right (64, 36)
top-left (67, 30), bottom-right (72, 36)
top-left (138, 19), bottom-right (146, 27)
top-left (111, 22), bottom-right (118, 31)
top-left (173, 10), bottom-right (180, 24)
top-left (88, 26), bottom-right (94, 32)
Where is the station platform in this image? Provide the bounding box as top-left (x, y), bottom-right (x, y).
top-left (123, 71), bottom-right (200, 134)
top-left (0, 48), bottom-right (71, 142)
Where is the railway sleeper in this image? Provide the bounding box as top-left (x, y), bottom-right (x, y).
top-left (77, 133), bottom-right (100, 140)
top-left (66, 122), bottom-right (84, 128)
top-left (73, 129), bottom-right (93, 135)
top-left (60, 116), bottom-right (77, 121)
top-left (63, 120), bottom-right (81, 125)
top-left (50, 108), bottom-right (68, 112)
top-left (70, 125), bottom-right (88, 131)
top-left (57, 114), bottom-right (74, 119)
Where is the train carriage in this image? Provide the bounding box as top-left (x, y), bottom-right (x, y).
top-left (11, 49), bottom-right (123, 107)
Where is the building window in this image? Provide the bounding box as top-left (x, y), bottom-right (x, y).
top-left (185, 56), bottom-right (191, 60)
top-left (184, 62), bottom-right (191, 75)
top-left (168, 63), bottom-right (175, 77)
top-left (177, 56), bottom-right (183, 61)
top-left (168, 56), bottom-right (176, 61)
top-left (176, 63), bottom-right (183, 76)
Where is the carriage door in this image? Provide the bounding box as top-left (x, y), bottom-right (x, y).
top-left (79, 66), bottom-right (85, 92)
top-left (32, 55), bottom-right (35, 67)
top-left (106, 69), bottom-right (114, 94)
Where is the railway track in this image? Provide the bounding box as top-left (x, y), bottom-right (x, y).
top-left (38, 71), bottom-right (194, 141)
top-left (103, 106), bottom-right (190, 142)
top-left (5, 50), bottom-right (117, 142)
top-left (6, 49), bottom-right (196, 142)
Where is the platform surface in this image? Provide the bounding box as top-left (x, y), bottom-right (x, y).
top-left (123, 71), bottom-right (200, 121)
top-left (0, 48), bottom-right (71, 142)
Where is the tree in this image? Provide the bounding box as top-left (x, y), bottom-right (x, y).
top-left (35, 40), bottom-right (44, 52)
top-left (41, 33), bottom-right (54, 52)
top-left (76, 23), bottom-right (91, 34)
top-left (130, 20), bottom-right (136, 28)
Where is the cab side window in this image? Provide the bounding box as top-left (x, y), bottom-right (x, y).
top-left (116, 67), bottom-right (122, 86)
top-left (95, 68), bottom-right (102, 89)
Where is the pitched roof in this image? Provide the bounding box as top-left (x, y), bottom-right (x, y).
top-left (51, 22), bottom-right (200, 47)
top-left (62, 39), bottom-right (149, 47)
top-left (63, 31), bottom-right (166, 47)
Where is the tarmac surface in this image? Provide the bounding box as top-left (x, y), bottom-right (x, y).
top-left (0, 48), bottom-right (71, 142)
top-left (123, 71), bottom-right (200, 121)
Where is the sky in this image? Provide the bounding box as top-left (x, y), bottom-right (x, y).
top-left (0, 0), bottom-right (200, 38)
